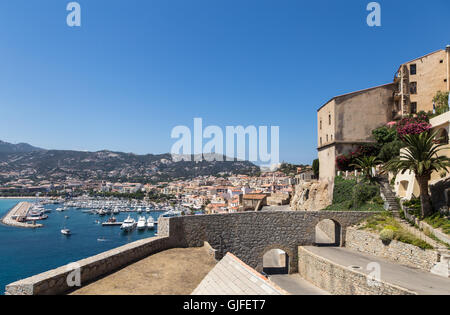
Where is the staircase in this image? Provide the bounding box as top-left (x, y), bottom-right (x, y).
top-left (376, 176), bottom-right (400, 215)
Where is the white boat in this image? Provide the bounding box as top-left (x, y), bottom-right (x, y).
top-left (137, 216), bottom-right (147, 230)
top-left (146, 216), bottom-right (155, 230)
top-left (56, 207), bottom-right (64, 212)
top-left (137, 207), bottom-right (142, 213)
top-left (61, 228), bottom-right (71, 235)
top-left (145, 207), bottom-right (151, 213)
top-left (120, 216), bottom-right (136, 231)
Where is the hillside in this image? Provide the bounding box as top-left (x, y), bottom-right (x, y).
top-left (0, 147), bottom-right (259, 183)
top-left (0, 140), bottom-right (43, 154)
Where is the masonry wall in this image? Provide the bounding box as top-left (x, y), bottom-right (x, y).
top-left (5, 211), bottom-right (375, 295)
top-left (345, 228), bottom-right (439, 271)
top-left (163, 211), bottom-right (375, 274)
top-left (298, 247), bottom-right (416, 295)
top-left (5, 235), bottom-right (175, 295)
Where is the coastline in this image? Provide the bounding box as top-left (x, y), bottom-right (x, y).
top-left (0, 197), bottom-right (44, 199)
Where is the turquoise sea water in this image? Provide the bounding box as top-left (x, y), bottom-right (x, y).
top-left (0, 199), bottom-right (162, 294)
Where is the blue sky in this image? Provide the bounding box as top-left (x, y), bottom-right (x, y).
top-left (0, 0), bottom-right (449, 164)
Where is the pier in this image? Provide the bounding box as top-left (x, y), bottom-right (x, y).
top-left (1, 202), bottom-right (43, 228)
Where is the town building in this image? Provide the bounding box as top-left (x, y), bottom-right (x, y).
top-left (318, 46), bottom-right (450, 183)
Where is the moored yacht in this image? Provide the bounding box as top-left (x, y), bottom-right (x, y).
top-left (146, 216), bottom-right (155, 230)
top-left (120, 216), bottom-right (136, 231)
top-left (137, 216), bottom-right (147, 230)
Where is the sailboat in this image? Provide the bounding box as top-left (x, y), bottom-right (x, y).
top-left (61, 216), bottom-right (71, 235)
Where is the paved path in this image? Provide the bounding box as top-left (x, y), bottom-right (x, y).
top-left (305, 246), bottom-right (450, 295)
top-left (269, 274), bottom-right (329, 295)
top-left (72, 247), bottom-right (217, 295)
top-left (262, 250), bottom-right (328, 295)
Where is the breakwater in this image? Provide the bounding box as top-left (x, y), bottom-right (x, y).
top-left (1, 202), bottom-right (42, 228)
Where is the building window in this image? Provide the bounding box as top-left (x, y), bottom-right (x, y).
top-left (331, 135), bottom-right (333, 141)
top-left (410, 82), bottom-right (417, 94)
top-left (329, 115), bottom-right (331, 125)
top-left (320, 120), bottom-right (322, 130)
top-left (411, 102), bottom-right (417, 114)
top-left (440, 60), bottom-right (444, 63)
top-left (320, 138), bottom-right (322, 146)
top-left (410, 64), bottom-right (417, 75)
top-left (326, 135), bottom-right (328, 142)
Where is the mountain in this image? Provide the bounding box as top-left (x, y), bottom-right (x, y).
top-left (0, 140), bottom-right (44, 154)
top-left (0, 147), bottom-right (260, 183)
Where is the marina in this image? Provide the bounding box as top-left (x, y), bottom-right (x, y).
top-left (0, 198), bottom-right (171, 294)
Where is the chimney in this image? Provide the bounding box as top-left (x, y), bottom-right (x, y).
top-left (447, 45), bottom-right (450, 52)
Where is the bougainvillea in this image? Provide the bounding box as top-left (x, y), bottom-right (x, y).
top-left (396, 113), bottom-right (431, 139)
top-left (336, 147), bottom-right (364, 171)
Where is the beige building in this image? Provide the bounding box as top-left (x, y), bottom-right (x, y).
top-left (317, 84), bottom-right (396, 182)
top-left (394, 47), bottom-right (450, 117)
top-left (394, 111), bottom-right (450, 200)
top-left (318, 46), bottom-right (450, 183)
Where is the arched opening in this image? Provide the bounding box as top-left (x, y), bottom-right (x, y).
top-left (262, 249), bottom-right (289, 275)
top-left (398, 180), bottom-right (409, 198)
top-left (315, 219), bottom-right (341, 246)
top-left (436, 128), bottom-right (449, 145)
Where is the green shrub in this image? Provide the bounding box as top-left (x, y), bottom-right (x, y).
top-left (333, 176), bottom-right (357, 204)
top-left (352, 182), bottom-right (379, 208)
top-left (380, 229), bottom-right (394, 242)
top-left (372, 195), bottom-right (385, 205)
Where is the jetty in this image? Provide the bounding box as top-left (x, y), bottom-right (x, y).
top-left (1, 202), bottom-right (43, 228)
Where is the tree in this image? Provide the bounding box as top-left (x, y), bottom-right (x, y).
top-left (350, 156), bottom-right (381, 181)
top-left (384, 131), bottom-right (450, 217)
top-left (312, 159), bottom-right (319, 178)
top-left (433, 91), bottom-right (449, 116)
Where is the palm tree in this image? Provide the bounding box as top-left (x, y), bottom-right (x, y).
top-left (350, 156), bottom-right (381, 181)
top-left (384, 131), bottom-right (450, 217)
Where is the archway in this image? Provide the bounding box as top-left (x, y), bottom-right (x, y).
top-left (262, 249), bottom-right (289, 275)
top-left (315, 219), bottom-right (341, 246)
top-left (436, 128), bottom-right (449, 144)
top-left (398, 180), bottom-right (409, 198)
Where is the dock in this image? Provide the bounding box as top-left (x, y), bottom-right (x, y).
top-left (1, 202), bottom-right (43, 228)
top-left (102, 222), bottom-right (123, 226)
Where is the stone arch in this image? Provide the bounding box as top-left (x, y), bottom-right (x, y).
top-left (314, 218), bottom-right (342, 247)
top-left (256, 244), bottom-right (295, 275)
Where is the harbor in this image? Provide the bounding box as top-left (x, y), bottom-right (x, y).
top-left (0, 198), bottom-right (171, 293)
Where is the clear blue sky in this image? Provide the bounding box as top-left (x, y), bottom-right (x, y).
top-left (0, 0), bottom-right (449, 164)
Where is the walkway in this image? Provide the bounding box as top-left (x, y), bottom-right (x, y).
top-left (72, 247), bottom-right (217, 295)
top-left (305, 246), bottom-right (450, 295)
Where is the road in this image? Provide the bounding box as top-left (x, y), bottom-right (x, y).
top-left (263, 249), bottom-right (328, 295)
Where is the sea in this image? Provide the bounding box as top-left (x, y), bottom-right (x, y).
top-left (0, 198), bottom-right (163, 294)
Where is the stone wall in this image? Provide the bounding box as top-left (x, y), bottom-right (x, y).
top-left (5, 211), bottom-right (375, 295)
top-left (162, 211), bottom-right (374, 274)
top-left (298, 247), bottom-right (416, 295)
top-left (6, 232), bottom-right (175, 295)
top-left (345, 228), bottom-right (439, 271)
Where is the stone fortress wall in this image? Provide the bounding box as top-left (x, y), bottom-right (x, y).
top-left (5, 211), bottom-right (374, 295)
